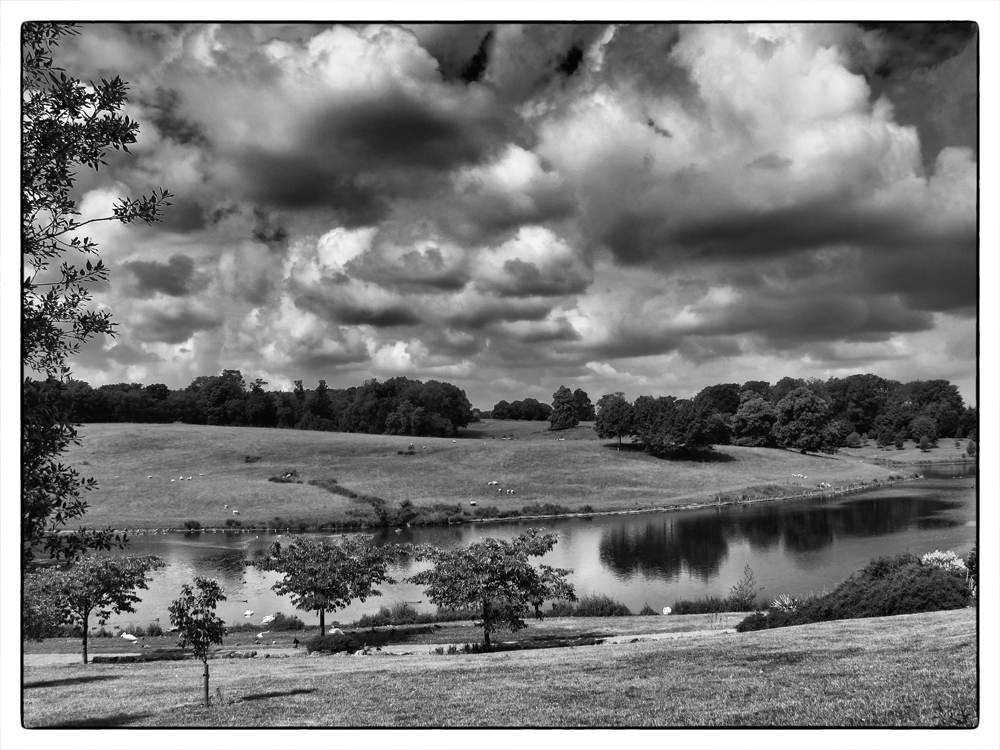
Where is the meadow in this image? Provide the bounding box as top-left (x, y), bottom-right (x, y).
top-left (65, 420), bottom-right (910, 531)
top-left (21, 608), bottom-right (976, 727)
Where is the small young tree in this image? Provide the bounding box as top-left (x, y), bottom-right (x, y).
top-left (919, 435), bottom-right (930, 452)
top-left (409, 528), bottom-right (576, 648)
top-left (169, 577), bottom-right (227, 707)
top-left (25, 555), bottom-right (164, 663)
top-left (966, 439), bottom-right (977, 457)
top-left (252, 535), bottom-right (398, 632)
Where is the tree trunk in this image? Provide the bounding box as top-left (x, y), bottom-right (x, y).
top-left (203, 657), bottom-right (210, 707)
top-left (81, 612), bottom-right (89, 664)
top-left (319, 609), bottom-right (325, 633)
top-left (617, 435), bottom-right (621, 452)
top-left (482, 599), bottom-right (491, 649)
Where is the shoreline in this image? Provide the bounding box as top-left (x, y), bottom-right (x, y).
top-left (114, 463), bottom-right (950, 536)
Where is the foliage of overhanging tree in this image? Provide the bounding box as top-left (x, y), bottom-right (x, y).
top-left (21, 23), bottom-right (172, 565)
top-left (23, 555), bottom-right (164, 663)
top-left (169, 577), bottom-right (227, 707)
top-left (409, 529), bottom-right (576, 648)
top-left (252, 535), bottom-right (400, 632)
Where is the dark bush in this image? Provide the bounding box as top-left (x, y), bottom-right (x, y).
top-left (183, 520), bottom-right (201, 530)
top-left (966, 543), bottom-right (978, 587)
top-left (671, 596), bottom-right (734, 615)
top-left (473, 505), bottom-right (500, 518)
top-left (580, 505), bottom-right (594, 514)
top-left (572, 594), bottom-right (632, 617)
top-left (305, 633), bottom-right (361, 654)
top-left (736, 554), bottom-right (971, 632)
top-left (638, 602), bottom-right (659, 616)
top-left (270, 612), bottom-right (306, 631)
top-left (244, 455), bottom-right (261, 463)
top-left (268, 474), bottom-right (302, 484)
top-left (548, 600), bottom-right (576, 617)
top-left (145, 621), bottom-right (164, 637)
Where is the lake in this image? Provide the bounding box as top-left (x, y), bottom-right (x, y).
top-left (105, 462), bottom-right (977, 629)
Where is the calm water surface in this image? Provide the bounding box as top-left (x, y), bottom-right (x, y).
top-left (110, 463), bottom-right (977, 629)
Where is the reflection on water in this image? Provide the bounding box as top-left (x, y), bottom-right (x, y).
top-left (98, 463), bottom-right (977, 626)
top-left (597, 493), bottom-right (964, 581)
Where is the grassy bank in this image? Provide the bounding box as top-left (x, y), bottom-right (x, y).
top-left (21, 608), bottom-right (976, 727)
top-left (63, 421), bottom-right (911, 531)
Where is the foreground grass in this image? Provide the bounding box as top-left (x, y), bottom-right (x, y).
top-left (65, 422), bottom-right (905, 530)
top-left (22, 608), bottom-right (976, 727)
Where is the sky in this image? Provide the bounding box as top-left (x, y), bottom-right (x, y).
top-left (30, 20), bottom-right (983, 409)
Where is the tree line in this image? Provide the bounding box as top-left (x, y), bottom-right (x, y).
top-left (590, 375), bottom-right (977, 456)
top-left (54, 371), bottom-right (475, 437)
top-left (480, 374), bottom-right (975, 458)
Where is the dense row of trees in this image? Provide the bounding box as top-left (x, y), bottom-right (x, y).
top-left (56, 371), bottom-right (475, 437)
top-left (593, 375), bottom-right (977, 457)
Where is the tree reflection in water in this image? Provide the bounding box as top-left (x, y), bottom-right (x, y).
top-left (598, 493), bottom-right (962, 581)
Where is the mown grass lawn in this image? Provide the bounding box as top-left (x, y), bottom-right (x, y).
top-left (66, 422), bottom-right (909, 530)
top-left (21, 608), bottom-right (977, 728)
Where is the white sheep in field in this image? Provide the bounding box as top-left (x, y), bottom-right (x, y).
top-left (232, 510), bottom-right (240, 516)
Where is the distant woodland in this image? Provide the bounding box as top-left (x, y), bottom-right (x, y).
top-left (40, 371), bottom-right (976, 457)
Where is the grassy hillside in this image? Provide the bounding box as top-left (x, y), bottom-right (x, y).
top-left (21, 608), bottom-right (977, 727)
top-left (65, 421), bottom-right (906, 530)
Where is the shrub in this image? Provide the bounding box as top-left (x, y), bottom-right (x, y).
top-left (268, 474), bottom-right (302, 484)
top-left (305, 633), bottom-right (361, 654)
top-left (145, 621), bottom-right (164, 637)
top-left (270, 612), bottom-right (306, 632)
top-left (548, 600), bottom-right (576, 617)
top-left (769, 593), bottom-right (800, 612)
top-left (183, 520), bottom-right (201, 530)
top-left (580, 505), bottom-right (594, 514)
top-left (845, 431), bottom-right (862, 448)
top-left (728, 564), bottom-right (761, 610)
top-left (244, 455), bottom-right (261, 463)
top-left (921, 550), bottom-right (967, 574)
top-left (572, 594), bottom-right (632, 617)
top-left (671, 596), bottom-right (733, 615)
top-left (966, 440), bottom-right (977, 457)
top-left (638, 602), bottom-right (659, 616)
top-left (736, 553), bottom-right (971, 632)
top-left (966, 543), bottom-right (978, 587)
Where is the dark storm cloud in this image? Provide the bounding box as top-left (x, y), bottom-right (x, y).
top-left (746, 152), bottom-right (792, 172)
top-left (446, 298), bottom-right (552, 330)
top-left (403, 24), bottom-right (495, 82)
top-left (309, 94), bottom-right (510, 171)
top-left (106, 341), bottom-right (163, 365)
top-left (123, 254), bottom-right (196, 296)
top-left (858, 22), bottom-right (978, 77)
top-left (460, 31), bottom-right (492, 84)
top-left (352, 247), bottom-right (470, 293)
top-left (558, 44), bottom-right (585, 77)
top-left (157, 198), bottom-right (206, 233)
top-left (600, 24), bottom-right (700, 104)
top-left (145, 87), bottom-right (208, 146)
top-left (251, 208), bottom-right (288, 247)
top-left (703, 293), bottom-right (934, 348)
top-left (853, 23), bottom-right (978, 169)
top-left (295, 291), bottom-right (423, 329)
top-left (133, 307), bottom-right (222, 344)
top-left (478, 258), bottom-right (592, 298)
top-left (236, 147), bottom-right (391, 224)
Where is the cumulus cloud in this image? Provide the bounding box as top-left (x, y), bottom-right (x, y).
top-left (49, 22), bottom-right (977, 407)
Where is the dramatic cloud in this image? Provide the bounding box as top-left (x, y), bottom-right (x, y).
top-left (42, 21), bottom-right (978, 408)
